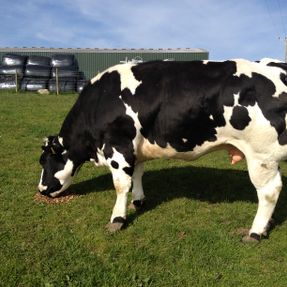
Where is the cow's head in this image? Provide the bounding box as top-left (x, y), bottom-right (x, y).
top-left (38, 135), bottom-right (73, 197)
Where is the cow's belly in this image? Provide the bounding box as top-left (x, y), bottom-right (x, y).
top-left (137, 138), bottom-right (234, 162)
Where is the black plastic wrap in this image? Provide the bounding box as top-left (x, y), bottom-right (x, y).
top-left (51, 54), bottom-right (78, 68)
top-left (2, 53), bottom-right (27, 66)
top-left (0, 78), bottom-right (17, 89)
top-left (51, 66), bottom-right (79, 79)
top-left (24, 65), bottom-right (51, 78)
top-left (0, 65), bottom-right (24, 78)
top-left (21, 78), bottom-right (49, 91)
top-left (48, 79), bottom-right (76, 92)
top-left (26, 56), bottom-right (51, 67)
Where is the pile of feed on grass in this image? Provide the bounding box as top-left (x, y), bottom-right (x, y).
top-left (34, 191), bottom-right (76, 204)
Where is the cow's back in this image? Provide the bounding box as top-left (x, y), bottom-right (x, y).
top-left (60, 60), bottom-right (287, 162)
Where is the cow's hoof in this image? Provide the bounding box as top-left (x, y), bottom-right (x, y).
top-left (129, 200), bottom-right (145, 211)
top-left (105, 217), bottom-right (126, 233)
top-left (241, 233), bottom-right (261, 243)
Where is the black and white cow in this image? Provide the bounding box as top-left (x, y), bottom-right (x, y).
top-left (38, 59), bottom-right (287, 240)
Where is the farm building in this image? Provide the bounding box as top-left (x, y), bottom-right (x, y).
top-left (0, 47), bottom-right (209, 79)
top-left (0, 47), bottom-right (209, 92)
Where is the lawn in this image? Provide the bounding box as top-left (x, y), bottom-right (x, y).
top-left (1, 90), bottom-right (287, 286)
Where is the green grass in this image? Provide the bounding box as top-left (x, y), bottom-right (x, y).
top-left (1, 90), bottom-right (287, 286)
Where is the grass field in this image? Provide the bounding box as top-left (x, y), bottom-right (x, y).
top-left (1, 90), bottom-right (287, 286)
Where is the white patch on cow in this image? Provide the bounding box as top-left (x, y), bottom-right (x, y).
top-left (38, 169), bottom-right (47, 192)
top-left (233, 59), bottom-right (253, 78)
top-left (107, 147), bottom-right (132, 221)
top-left (93, 145), bottom-right (108, 167)
top-left (54, 159), bottom-right (74, 184)
top-left (91, 63), bottom-right (142, 95)
top-left (43, 137), bottom-right (49, 146)
top-left (248, 163), bottom-right (282, 235)
top-left (209, 114), bottom-right (214, 120)
top-left (117, 64), bottom-right (142, 95)
top-left (234, 59), bottom-right (287, 97)
top-left (107, 147), bottom-right (130, 170)
top-left (50, 159), bottom-right (74, 197)
top-left (111, 170), bottom-right (131, 221)
top-left (182, 138), bottom-right (188, 143)
top-left (121, 101), bottom-right (142, 151)
top-left (58, 136), bottom-right (64, 146)
top-left (233, 93), bottom-right (240, 106)
top-left (132, 162), bottom-right (145, 201)
top-left (259, 58), bottom-right (281, 65)
top-left (203, 60), bottom-right (209, 65)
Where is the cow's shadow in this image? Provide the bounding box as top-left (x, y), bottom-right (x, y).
top-left (70, 166), bottom-right (287, 227)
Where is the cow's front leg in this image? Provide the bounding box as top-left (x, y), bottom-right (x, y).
top-left (130, 162), bottom-right (145, 210)
top-left (106, 167), bottom-right (132, 233)
top-left (244, 159), bottom-right (282, 242)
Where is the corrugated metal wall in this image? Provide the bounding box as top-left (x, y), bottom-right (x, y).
top-left (0, 48), bottom-right (209, 79)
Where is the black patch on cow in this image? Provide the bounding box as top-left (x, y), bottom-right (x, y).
top-left (267, 61), bottom-right (287, 71)
top-left (123, 166), bottom-right (134, 176)
top-left (279, 130), bottom-right (287, 145)
top-left (59, 71), bottom-right (136, 169)
top-left (112, 216), bottom-right (126, 224)
top-left (230, 106), bottom-right (251, 130)
top-left (111, 160), bottom-right (119, 169)
top-left (103, 144), bottom-right (113, 160)
top-left (239, 86), bottom-right (256, 106)
top-left (121, 60), bottom-right (239, 152)
top-left (265, 61), bottom-right (287, 86)
top-left (280, 73), bottom-right (287, 86)
top-left (249, 73), bottom-right (287, 141)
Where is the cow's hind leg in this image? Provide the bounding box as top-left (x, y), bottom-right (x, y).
top-left (245, 159), bottom-right (282, 241)
top-left (130, 162), bottom-right (145, 210)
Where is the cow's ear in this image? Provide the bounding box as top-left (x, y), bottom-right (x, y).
top-left (51, 136), bottom-right (65, 154)
top-left (42, 135), bottom-right (64, 154)
top-left (42, 138), bottom-right (52, 152)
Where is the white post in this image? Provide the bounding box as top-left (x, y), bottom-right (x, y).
top-left (15, 70), bottom-right (18, 93)
top-left (56, 68), bottom-right (59, 95)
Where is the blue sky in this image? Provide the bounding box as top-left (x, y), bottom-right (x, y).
top-left (1, 0), bottom-right (287, 61)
